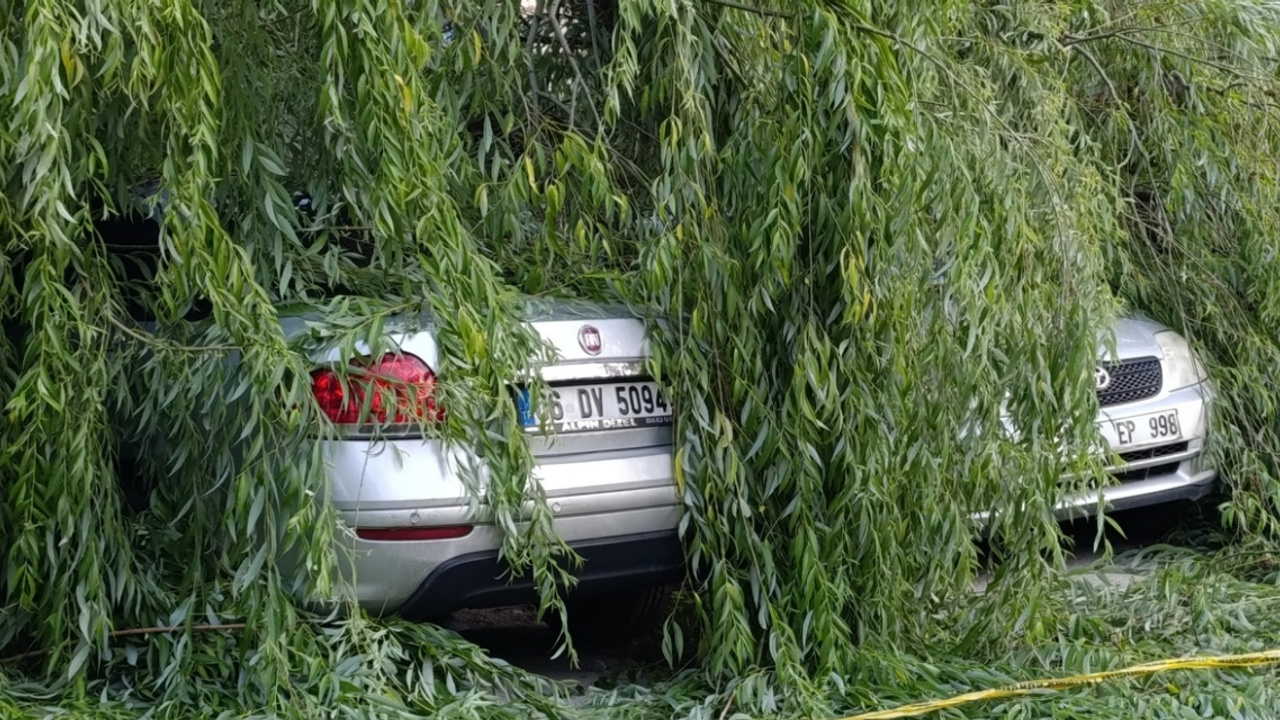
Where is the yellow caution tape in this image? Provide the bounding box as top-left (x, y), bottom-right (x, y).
top-left (840, 649), bottom-right (1280, 719)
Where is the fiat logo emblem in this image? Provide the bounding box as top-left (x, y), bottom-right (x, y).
top-left (578, 325), bottom-right (603, 355)
top-left (1094, 366), bottom-right (1112, 391)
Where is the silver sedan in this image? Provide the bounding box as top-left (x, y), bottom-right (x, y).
top-left (306, 303), bottom-right (681, 644)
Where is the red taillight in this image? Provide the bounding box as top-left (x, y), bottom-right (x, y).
top-left (355, 525), bottom-right (474, 541)
top-left (310, 353), bottom-right (444, 425)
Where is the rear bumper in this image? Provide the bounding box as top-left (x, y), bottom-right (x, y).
top-left (398, 530), bottom-right (685, 621)
top-left (334, 494), bottom-right (681, 614)
top-left (315, 434), bottom-right (682, 614)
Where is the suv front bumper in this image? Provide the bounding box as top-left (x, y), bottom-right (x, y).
top-left (1058, 380), bottom-right (1215, 519)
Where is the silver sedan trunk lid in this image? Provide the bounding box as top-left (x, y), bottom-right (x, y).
top-left (519, 312), bottom-right (672, 456)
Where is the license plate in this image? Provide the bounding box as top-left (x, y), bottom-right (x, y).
top-left (515, 381), bottom-right (673, 434)
top-left (1098, 409), bottom-right (1182, 449)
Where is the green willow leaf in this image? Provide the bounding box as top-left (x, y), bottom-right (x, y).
top-left (2, 0), bottom-right (1280, 719)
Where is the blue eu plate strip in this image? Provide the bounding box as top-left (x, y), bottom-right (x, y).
top-left (514, 388), bottom-right (537, 427)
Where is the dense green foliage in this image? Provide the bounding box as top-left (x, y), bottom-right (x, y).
top-left (3, 0), bottom-right (1280, 718)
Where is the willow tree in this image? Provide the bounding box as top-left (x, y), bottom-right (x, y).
top-left (3, 0), bottom-right (1280, 718)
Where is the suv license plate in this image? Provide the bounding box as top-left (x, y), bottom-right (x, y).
top-left (1099, 409), bottom-right (1182, 448)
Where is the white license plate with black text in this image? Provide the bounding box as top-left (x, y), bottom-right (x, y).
top-left (517, 381), bottom-right (673, 434)
top-left (1098, 409), bottom-right (1182, 449)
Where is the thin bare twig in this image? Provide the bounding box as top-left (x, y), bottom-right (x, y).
top-left (109, 315), bottom-right (239, 353)
top-left (1076, 45), bottom-right (1122, 107)
top-left (586, 0), bottom-right (603, 73)
top-left (1061, 16), bottom-right (1206, 48)
top-left (846, 21), bottom-right (952, 78)
top-left (1143, 27), bottom-right (1249, 63)
top-left (536, 90), bottom-right (574, 117)
top-left (702, 0), bottom-right (790, 18)
top-left (1122, 35), bottom-right (1260, 78)
top-left (1246, 100), bottom-right (1280, 113)
top-left (2, 623), bottom-right (247, 665)
top-left (1065, 30), bottom-right (1266, 83)
top-left (1208, 81), bottom-right (1250, 96)
top-left (547, 0), bottom-right (603, 131)
top-left (717, 689), bottom-right (738, 720)
top-left (1073, 44), bottom-right (1146, 169)
top-left (525, 0), bottom-right (545, 115)
top-left (1062, 27), bottom-right (1147, 47)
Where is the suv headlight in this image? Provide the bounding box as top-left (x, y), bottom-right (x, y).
top-left (1155, 330), bottom-right (1208, 391)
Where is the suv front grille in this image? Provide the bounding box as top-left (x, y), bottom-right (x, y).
top-left (1110, 442), bottom-right (1189, 484)
top-left (1097, 357), bottom-right (1162, 407)
top-left (1116, 442), bottom-right (1189, 465)
top-left (1112, 461), bottom-right (1182, 484)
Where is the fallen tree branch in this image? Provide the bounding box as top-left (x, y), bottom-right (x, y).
top-left (2, 623), bottom-right (248, 665)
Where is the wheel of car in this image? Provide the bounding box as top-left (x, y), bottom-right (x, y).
top-left (556, 585), bottom-right (671, 649)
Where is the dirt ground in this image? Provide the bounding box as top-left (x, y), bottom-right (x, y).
top-left (446, 605), bottom-right (661, 687)
top-left (450, 505), bottom-right (1195, 686)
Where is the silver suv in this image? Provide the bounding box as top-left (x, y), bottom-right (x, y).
top-left (1058, 315), bottom-right (1215, 516)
